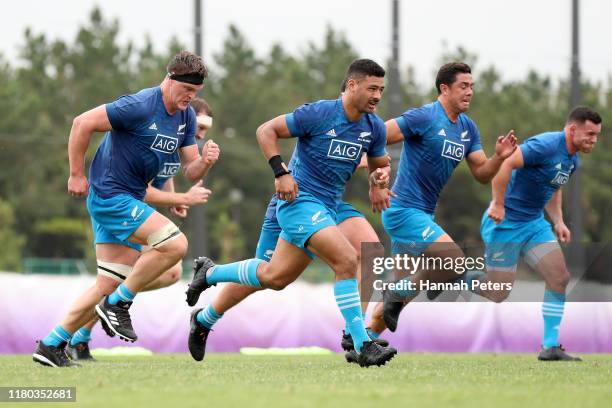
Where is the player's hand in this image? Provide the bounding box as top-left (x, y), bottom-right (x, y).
top-left (184, 180), bottom-right (211, 205)
top-left (554, 221), bottom-right (571, 244)
top-left (170, 205), bottom-right (189, 218)
top-left (68, 174), bottom-right (89, 197)
top-left (201, 139), bottom-right (220, 166)
top-left (369, 167), bottom-right (391, 189)
top-left (494, 130), bottom-right (518, 160)
top-left (385, 153), bottom-right (392, 166)
top-left (487, 201), bottom-right (505, 224)
top-left (275, 174), bottom-right (299, 202)
top-left (369, 186), bottom-right (396, 213)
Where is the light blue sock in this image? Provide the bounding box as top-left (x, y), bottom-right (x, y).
top-left (335, 279), bottom-right (369, 353)
top-left (108, 283), bottom-right (136, 305)
top-left (70, 327), bottom-right (92, 346)
top-left (42, 325), bottom-right (72, 347)
top-left (196, 304), bottom-right (223, 329)
top-left (345, 312), bottom-right (366, 336)
top-left (542, 289), bottom-right (565, 348)
top-left (367, 329), bottom-right (380, 340)
top-left (206, 259), bottom-right (263, 287)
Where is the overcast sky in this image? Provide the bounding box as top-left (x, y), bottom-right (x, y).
top-left (2, 0), bottom-right (610, 87)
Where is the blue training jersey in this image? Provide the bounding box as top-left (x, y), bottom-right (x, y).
top-left (505, 131), bottom-right (579, 222)
top-left (285, 98), bottom-right (387, 208)
top-left (89, 86), bottom-right (196, 201)
top-left (391, 100), bottom-right (482, 213)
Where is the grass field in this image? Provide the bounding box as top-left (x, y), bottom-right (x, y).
top-left (2, 353), bottom-right (612, 407)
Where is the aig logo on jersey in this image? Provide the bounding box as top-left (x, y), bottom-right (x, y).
top-left (327, 140), bottom-right (362, 161)
top-left (441, 139), bottom-right (465, 161)
top-left (158, 162), bottom-right (181, 178)
top-left (551, 171), bottom-right (570, 186)
top-left (151, 134), bottom-right (179, 154)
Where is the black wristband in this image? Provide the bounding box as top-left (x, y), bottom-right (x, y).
top-left (268, 155), bottom-right (290, 178)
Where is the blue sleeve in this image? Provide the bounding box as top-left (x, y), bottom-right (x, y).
top-left (105, 94), bottom-right (152, 132)
top-left (396, 107), bottom-right (433, 140)
top-left (285, 102), bottom-right (327, 138)
top-left (467, 120), bottom-right (482, 155)
top-left (369, 119), bottom-right (387, 158)
top-left (520, 136), bottom-right (554, 167)
top-left (181, 106), bottom-right (197, 148)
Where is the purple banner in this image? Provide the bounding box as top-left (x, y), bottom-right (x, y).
top-left (1, 273), bottom-right (611, 353)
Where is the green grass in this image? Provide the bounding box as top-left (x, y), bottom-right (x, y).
top-left (2, 353), bottom-right (612, 407)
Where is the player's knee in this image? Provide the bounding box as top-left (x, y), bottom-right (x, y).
top-left (257, 262), bottom-right (293, 291)
top-left (549, 270), bottom-right (570, 292)
top-left (265, 277), bottom-right (291, 291)
top-left (332, 250), bottom-right (359, 279)
top-left (95, 275), bottom-right (121, 295)
top-left (166, 264), bottom-right (183, 285)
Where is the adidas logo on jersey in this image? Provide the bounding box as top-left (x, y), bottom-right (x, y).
top-left (326, 129), bottom-right (337, 137)
top-left (438, 129), bottom-right (446, 137)
top-left (148, 122), bottom-right (158, 130)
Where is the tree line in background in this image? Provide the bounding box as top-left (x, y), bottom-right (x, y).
top-left (0, 9), bottom-right (610, 271)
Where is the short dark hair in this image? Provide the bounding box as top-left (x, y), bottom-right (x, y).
top-left (343, 59), bottom-right (385, 90)
top-left (435, 62), bottom-right (472, 94)
top-left (191, 98), bottom-right (213, 117)
top-left (167, 50), bottom-right (208, 79)
top-left (567, 106), bottom-right (602, 125)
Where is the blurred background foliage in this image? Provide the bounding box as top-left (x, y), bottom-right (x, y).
top-left (0, 8), bottom-right (609, 272)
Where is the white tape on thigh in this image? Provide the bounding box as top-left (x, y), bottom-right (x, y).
top-left (147, 222), bottom-right (181, 248)
top-left (525, 241), bottom-right (560, 268)
top-left (97, 261), bottom-right (133, 283)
